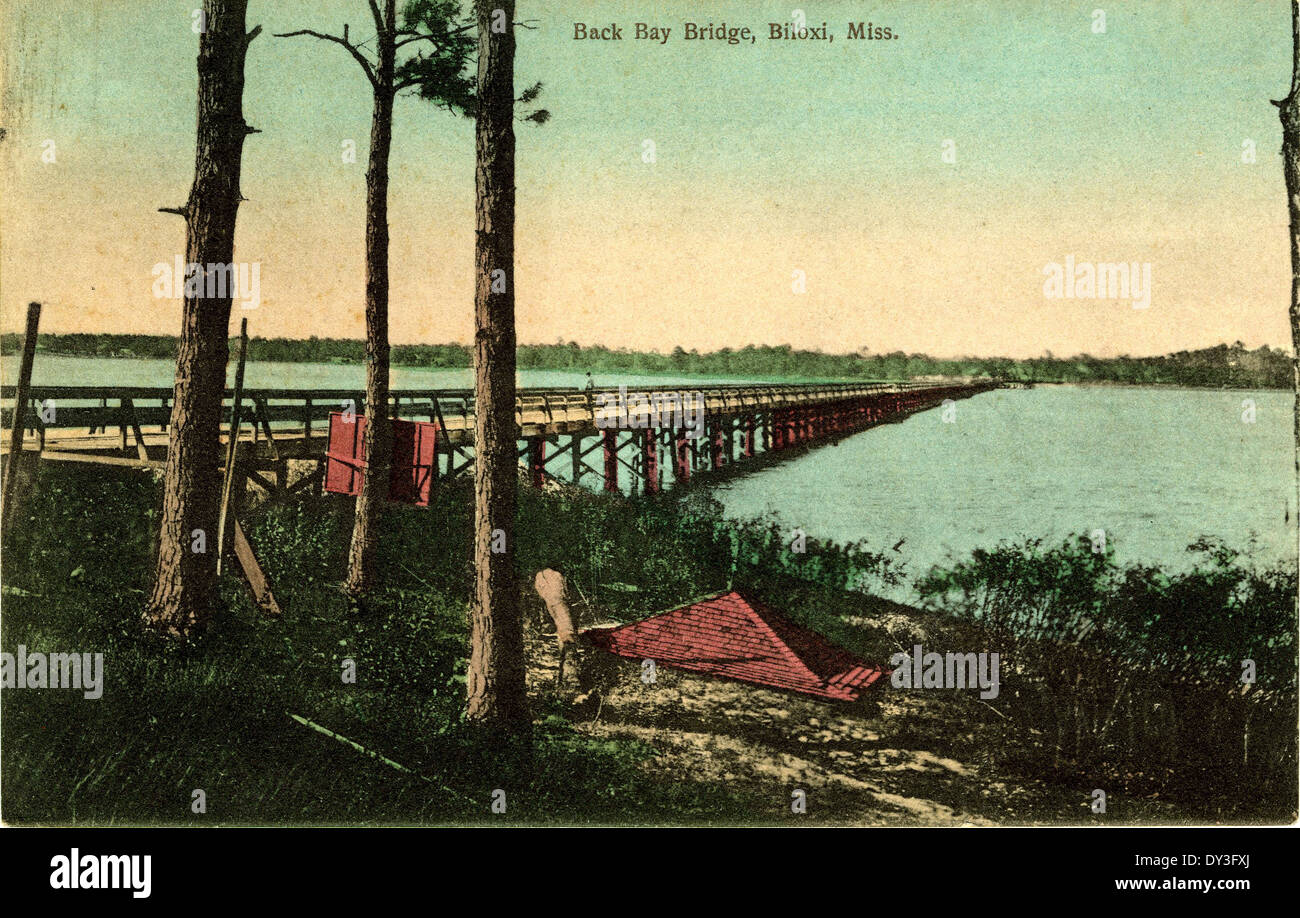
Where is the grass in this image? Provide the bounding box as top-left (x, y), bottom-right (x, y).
top-left (1, 464), bottom-right (764, 825)
top-left (3, 461), bottom-right (1294, 824)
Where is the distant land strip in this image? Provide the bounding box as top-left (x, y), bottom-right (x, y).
top-left (0, 333), bottom-right (1290, 389)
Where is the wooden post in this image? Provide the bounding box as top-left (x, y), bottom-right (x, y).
top-left (603, 429), bottom-right (619, 492)
top-left (2, 302), bottom-right (40, 530)
top-left (528, 436), bottom-right (546, 488)
top-left (232, 516), bottom-right (282, 616)
top-left (123, 398), bottom-right (151, 462)
top-left (216, 318), bottom-right (249, 577)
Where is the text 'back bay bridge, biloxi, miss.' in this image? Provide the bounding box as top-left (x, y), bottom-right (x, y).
top-left (0, 378), bottom-right (1004, 502)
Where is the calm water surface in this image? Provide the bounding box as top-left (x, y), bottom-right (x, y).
top-left (1, 355), bottom-right (780, 391)
top-left (714, 385), bottom-right (1297, 585)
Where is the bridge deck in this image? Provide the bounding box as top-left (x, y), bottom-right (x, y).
top-left (1, 380), bottom-right (986, 463)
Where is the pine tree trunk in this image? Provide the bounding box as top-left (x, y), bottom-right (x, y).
top-left (344, 3), bottom-right (396, 601)
top-left (1281, 0), bottom-right (1300, 596)
top-left (467, 0), bottom-right (529, 738)
top-left (144, 0), bottom-right (258, 639)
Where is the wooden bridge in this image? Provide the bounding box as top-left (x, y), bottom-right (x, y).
top-left (1, 378), bottom-right (1002, 497)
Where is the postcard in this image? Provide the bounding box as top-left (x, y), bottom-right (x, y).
top-left (1, 0), bottom-right (1295, 853)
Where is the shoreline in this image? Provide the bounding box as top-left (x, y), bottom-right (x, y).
top-left (1, 352), bottom-right (1291, 392)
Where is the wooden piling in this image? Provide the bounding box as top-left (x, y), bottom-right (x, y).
top-left (216, 318), bottom-right (248, 576)
top-left (2, 302), bottom-right (40, 530)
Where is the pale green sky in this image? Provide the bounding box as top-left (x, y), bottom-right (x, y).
top-left (0, 0), bottom-right (1293, 358)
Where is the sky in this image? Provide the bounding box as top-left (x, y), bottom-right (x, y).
top-left (0, 0), bottom-right (1294, 359)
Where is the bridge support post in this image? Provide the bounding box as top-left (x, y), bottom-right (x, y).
top-left (710, 420), bottom-right (725, 471)
top-left (642, 429), bottom-right (659, 494)
top-left (571, 433), bottom-right (582, 487)
top-left (673, 428), bottom-right (691, 483)
top-left (528, 437), bottom-right (546, 488)
top-left (742, 414), bottom-right (755, 458)
top-left (602, 429), bottom-right (618, 492)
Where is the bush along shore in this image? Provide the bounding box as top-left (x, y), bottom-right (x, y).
top-left (2, 333), bottom-right (1292, 389)
top-left (1, 463), bottom-right (1295, 825)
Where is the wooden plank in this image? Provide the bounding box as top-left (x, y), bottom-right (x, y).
top-left (232, 516), bottom-right (281, 617)
top-left (288, 461), bottom-right (325, 494)
top-left (254, 397), bottom-right (280, 460)
top-left (244, 467), bottom-right (280, 494)
top-left (34, 449), bottom-right (164, 470)
top-left (430, 394), bottom-right (468, 459)
top-left (123, 398), bottom-right (150, 462)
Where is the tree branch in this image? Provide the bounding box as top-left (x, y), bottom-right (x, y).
top-left (394, 32), bottom-right (439, 50)
top-left (274, 28), bottom-right (378, 88)
top-left (245, 24), bottom-right (262, 46)
top-left (158, 206), bottom-right (188, 217)
top-left (394, 21), bottom-right (474, 50)
top-left (368, 0), bottom-right (386, 37)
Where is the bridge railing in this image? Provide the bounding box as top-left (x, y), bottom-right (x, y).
top-left (1, 379), bottom-right (1002, 444)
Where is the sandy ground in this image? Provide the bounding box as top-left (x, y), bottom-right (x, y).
top-left (523, 609), bottom-right (1177, 826)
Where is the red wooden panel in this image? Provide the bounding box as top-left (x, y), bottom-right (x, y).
top-left (326, 413), bottom-right (437, 507)
top-left (325, 412), bottom-right (365, 496)
top-left (389, 419), bottom-right (437, 507)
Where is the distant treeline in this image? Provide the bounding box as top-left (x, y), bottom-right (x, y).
top-left (2, 333), bottom-right (1292, 388)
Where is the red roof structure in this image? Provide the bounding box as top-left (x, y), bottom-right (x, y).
top-left (582, 590), bottom-right (884, 702)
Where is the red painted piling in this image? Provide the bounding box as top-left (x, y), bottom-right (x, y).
top-left (529, 437), bottom-right (547, 488)
top-left (602, 429), bottom-right (619, 492)
top-left (674, 429), bottom-right (692, 482)
top-left (643, 429), bottom-right (659, 493)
